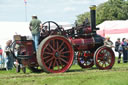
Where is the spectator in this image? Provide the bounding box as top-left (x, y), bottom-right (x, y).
top-left (104, 36), bottom-right (113, 48)
top-left (0, 45), bottom-right (3, 64)
top-left (125, 39), bottom-right (128, 62)
top-left (115, 38), bottom-right (122, 63)
top-left (4, 40), bottom-right (14, 70)
top-left (29, 15), bottom-right (42, 52)
top-left (121, 38), bottom-right (128, 63)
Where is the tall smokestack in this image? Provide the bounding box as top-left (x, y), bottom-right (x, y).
top-left (90, 5), bottom-right (99, 33)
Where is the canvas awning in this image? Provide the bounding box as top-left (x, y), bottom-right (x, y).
top-left (96, 20), bottom-right (128, 37)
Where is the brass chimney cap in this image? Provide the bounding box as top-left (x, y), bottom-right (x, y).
top-left (90, 5), bottom-right (96, 10)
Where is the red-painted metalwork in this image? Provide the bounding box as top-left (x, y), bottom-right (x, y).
top-left (69, 37), bottom-right (94, 51)
top-left (13, 40), bottom-right (37, 65)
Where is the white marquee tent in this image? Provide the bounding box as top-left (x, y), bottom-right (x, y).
top-left (97, 20), bottom-right (128, 43)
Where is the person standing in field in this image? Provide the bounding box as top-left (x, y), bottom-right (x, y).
top-left (29, 15), bottom-right (42, 52)
top-left (121, 38), bottom-right (128, 63)
top-left (0, 45), bottom-right (2, 55)
top-left (4, 40), bottom-right (14, 70)
top-left (115, 38), bottom-right (122, 63)
top-left (104, 36), bottom-right (113, 48)
top-left (0, 45), bottom-right (3, 65)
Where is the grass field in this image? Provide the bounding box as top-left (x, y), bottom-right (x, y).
top-left (0, 60), bottom-right (128, 85)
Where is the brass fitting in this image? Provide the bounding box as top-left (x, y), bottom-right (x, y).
top-left (90, 5), bottom-right (96, 10)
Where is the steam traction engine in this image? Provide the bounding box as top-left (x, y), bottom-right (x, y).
top-left (11, 5), bottom-right (115, 73)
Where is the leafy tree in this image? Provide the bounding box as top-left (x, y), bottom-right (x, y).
top-left (76, 12), bottom-right (90, 25)
top-left (76, 0), bottom-right (128, 25)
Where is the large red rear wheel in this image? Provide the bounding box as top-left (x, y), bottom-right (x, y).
top-left (77, 51), bottom-right (94, 68)
top-left (37, 35), bottom-right (74, 73)
top-left (94, 46), bottom-right (115, 69)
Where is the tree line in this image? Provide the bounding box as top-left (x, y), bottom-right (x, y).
top-left (76, 0), bottom-right (128, 25)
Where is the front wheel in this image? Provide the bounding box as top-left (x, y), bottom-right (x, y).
top-left (94, 46), bottom-right (115, 70)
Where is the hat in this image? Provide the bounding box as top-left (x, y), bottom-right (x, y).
top-left (32, 14), bottom-right (37, 17)
top-left (106, 36), bottom-right (110, 39)
top-left (117, 38), bottom-right (120, 40)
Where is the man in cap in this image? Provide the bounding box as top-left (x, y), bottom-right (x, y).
top-left (29, 15), bottom-right (42, 52)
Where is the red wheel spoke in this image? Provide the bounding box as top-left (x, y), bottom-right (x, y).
top-left (103, 50), bottom-right (108, 54)
top-left (56, 40), bottom-right (59, 50)
top-left (48, 43), bottom-right (55, 51)
top-left (85, 61), bottom-right (87, 65)
top-left (99, 53), bottom-right (104, 57)
top-left (58, 41), bottom-right (64, 50)
top-left (60, 47), bottom-right (65, 52)
top-left (98, 60), bottom-right (102, 64)
top-left (60, 55), bottom-right (68, 58)
top-left (61, 51), bottom-right (70, 54)
top-left (58, 58), bottom-right (64, 67)
top-left (43, 56), bottom-right (51, 60)
top-left (108, 56), bottom-right (112, 59)
top-left (104, 62), bottom-right (107, 67)
top-left (56, 60), bottom-right (60, 70)
top-left (52, 39), bottom-right (55, 49)
top-left (44, 52), bottom-right (53, 55)
top-left (53, 59), bottom-right (56, 68)
top-left (101, 61), bottom-right (106, 67)
top-left (45, 57), bottom-right (54, 64)
top-left (48, 60), bottom-right (53, 69)
top-left (107, 58), bottom-right (111, 64)
top-left (60, 58), bottom-right (68, 64)
top-left (46, 47), bottom-right (51, 52)
top-left (98, 56), bottom-right (103, 60)
top-left (101, 62), bottom-right (104, 67)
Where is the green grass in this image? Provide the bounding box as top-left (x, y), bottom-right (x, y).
top-left (0, 60), bottom-right (128, 85)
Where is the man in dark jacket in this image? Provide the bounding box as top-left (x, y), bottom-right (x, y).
top-left (115, 38), bottom-right (122, 63)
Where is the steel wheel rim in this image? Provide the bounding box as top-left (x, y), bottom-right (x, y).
top-left (95, 47), bottom-right (115, 69)
top-left (40, 36), bottom-right (74, 73)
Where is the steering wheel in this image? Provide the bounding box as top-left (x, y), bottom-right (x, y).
top-left (42, 21), bottom-right (64, 35)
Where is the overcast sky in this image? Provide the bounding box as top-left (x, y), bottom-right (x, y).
top-left (0, 0), bottom-right (108, 23)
